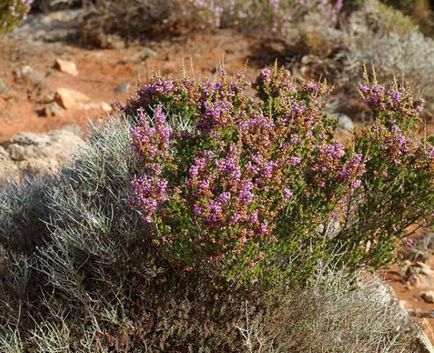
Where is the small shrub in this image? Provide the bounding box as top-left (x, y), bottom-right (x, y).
top-left (0, 0), bottom-right (33, 33)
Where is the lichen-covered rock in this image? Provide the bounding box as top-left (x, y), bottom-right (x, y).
top-left (0, 125), bottom-right (83, 182)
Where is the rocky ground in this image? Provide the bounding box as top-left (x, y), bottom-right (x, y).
top-left (1, 8), bottom-right (434, 348)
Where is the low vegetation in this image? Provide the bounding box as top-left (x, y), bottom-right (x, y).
top-left (0, 66), bottom-right (432, 351)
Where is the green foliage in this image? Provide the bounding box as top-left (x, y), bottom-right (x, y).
top-left (126, 67), bottom-right (433, 286)
top-left (0, 0), bottom-right (32, 33)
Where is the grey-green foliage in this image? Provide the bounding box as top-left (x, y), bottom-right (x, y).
top-left (0, 117), bottom-right (151, 346)
top-left (0, 176), bottom-right (50, 253)
top-left (246, 270), bottom-right (418, 353)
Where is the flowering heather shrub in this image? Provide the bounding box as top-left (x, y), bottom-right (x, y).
top-left (335, 69), bottom-right (433, 267)
top-left (0, 0), bottom-right (32, 33)
top-left (126, 66), bottom-right (433, 284)
top-left (0, 103), bottom-right (426, 352)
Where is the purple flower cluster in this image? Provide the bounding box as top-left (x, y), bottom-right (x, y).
top-left (310, 143), bottom-right (366, 190)
top-left (130, 105), bottom-right (171, 222)
top-left (131, 105), bottom-right (171, 159)
top-left (359, 76), bottom-right (425, 122)
top-left (126, 66), bottom-right (432, 273)
top-left (369, 124), bottom-right (415, 166)
top-left (312, 143), bottom-right (345, 173)
top-left (131, 176), bottom-right (168, 223)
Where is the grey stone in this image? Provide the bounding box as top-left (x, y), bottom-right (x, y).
top-left (421, 291), bottom-right (434, 304)
top-left (114, 82), bottom-right (131, 93)
top-left (141, 47), bottom-right (157, 59)
top-left (338, 114), bottom-right (355, 131)
top-left (42, 101), bottom-right (63, 117)
top-left (0, 79), bottom-right (9, 94)
top-left (0, 145), bottom-right (9, 160)
top-left (6, 126), bottom-right (83, 163)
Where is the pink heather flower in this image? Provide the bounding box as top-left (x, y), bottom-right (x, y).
top-left (131, 105), bottom-right (170, 159)
top-left (208, 202), bottom-right (222, 214)
top-left (131, 175), bottom-right (168, 223)
top-left (216, 192), bottom-right (231, 204)
top-left (283, 188), bottom-right (293, 200)
top-left (258, 68), bottom-right (272, 81)
top-left (351, 179), bottom-right (362, 190)
top-left (154, 105), bottom-right (171, 143)
top-left (406, 239), bottom-right (414, 247)
top-left (290, 135), bottom-right (301, 145)
top-left (291, 101), bottom-right (305, 116)
top-left (230, 212), bottom-right (241, 225)
top-left (250, 211), bottom-right (259, 224)
top-left (261, 161), bottom-right (278, 178)
top-left (416, 98), bottom-right (425, 113)
top-left (239, 181), bottom-right (254, 204)
top-left (388, 89), bottom-right (401, 106)
top-left (289, 156), bottom-right (301, 166)
top-left (193, 204), bottom-right (202, 216)
top-left (428, 146), bottom-right (434, 162)
top-left (259, 222), bottom-right (269, 235)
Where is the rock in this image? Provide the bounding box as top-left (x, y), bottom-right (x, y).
top-left (337, 114), bottom-right (355, 131)
top-left (141, 47), bottom-right (157, 58)
top-left (100, 102), bottom-right (113, 112)
top-left (18, 66), bottom-right (50, 91)
top-left (0, 79), bottom-right (9, 94)
top-left (80, 102), bottom-right (113, 112)
top-left (20, 65), bottom-right (33, 77)
top-left (42, 101), bottom-right (63, 117)
top-left (0, 126), bottom-right (84, 182)
top-left (114, 82), bottom-right (131, 93)
top-left (54, 58), bottom-right (78, 76)
top-left (11, 9), bottom-right (87, 42)
top-left (422, 292), bottom-right (434, 303)
top-left (7, 127), bottom-right (83, 163)
top-left (55, 88), bottom-right (89, 109)
top-left (406, 262), bottom-right (434, 289)
top-left (0, 145), bottom-right (9, 160)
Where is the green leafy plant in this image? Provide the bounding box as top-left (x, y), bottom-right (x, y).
top-left (0, 0), bottom-right (32, 33)
top-left (126, 66), bottom-right (433, 285)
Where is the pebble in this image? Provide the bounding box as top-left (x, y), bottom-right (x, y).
top-left (54, 58), bottom-right (79, 76)
top-left (0, 79), bottom-right (9, 94)
top-left (55, 88), bottom-right (90, 109)
top-left (422, 292), bottom-right (434, 304)
top-left (338, 114), bottom-right (355, 131)
top-left (114, 82), bottom-right (131, 93)
top-left (42, 101), bottom-right (63, 117)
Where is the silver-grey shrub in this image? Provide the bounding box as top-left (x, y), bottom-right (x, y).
top-left (246, 270), bottom-right (418, 353)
